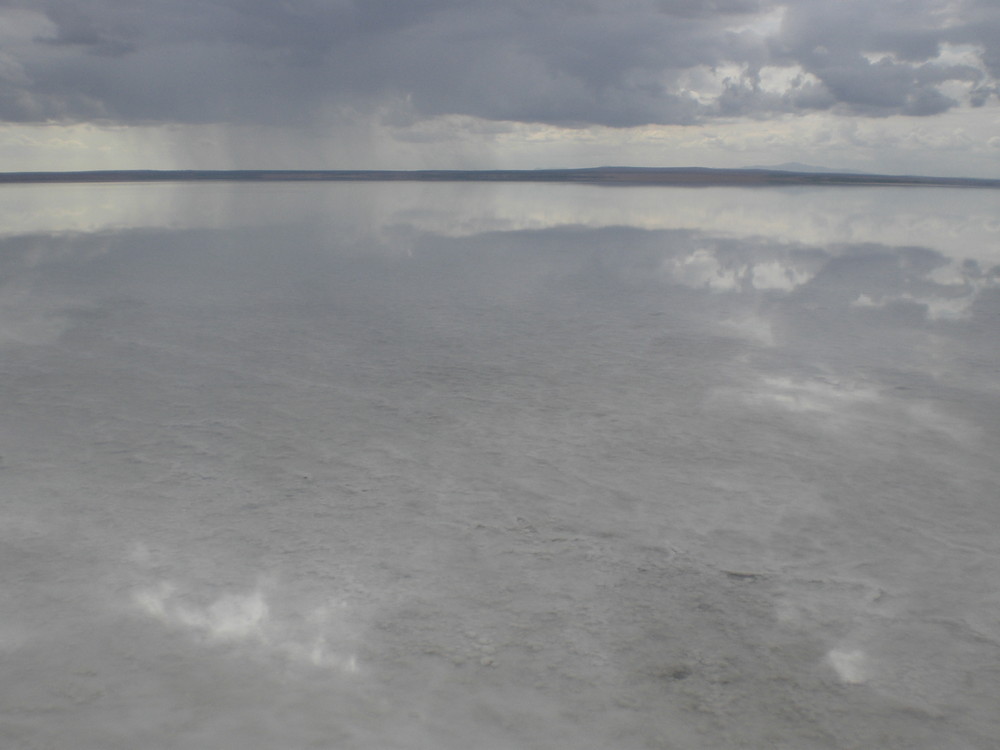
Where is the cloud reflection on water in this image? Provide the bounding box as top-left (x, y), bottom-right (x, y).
top-left (132, 577), bottom-right (361, 673)
top-left (3, 181), bottom-right (998, 260)
top-left (1, 182), bottom-right (998, 748)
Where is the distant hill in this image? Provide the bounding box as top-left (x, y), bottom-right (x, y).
top-left (0, 167), bottom-right (997, 188)
top-left (744, 162), bottom-right (864, 174)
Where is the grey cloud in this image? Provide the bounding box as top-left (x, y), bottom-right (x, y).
top-left (772, 0), bottom-right (999, 116)
top-left (813, 56), bottom-right (960, 116)
top-left (0, 0), bottom-right (997, 127)
top-left (36, 2), bottom-right (138, 56)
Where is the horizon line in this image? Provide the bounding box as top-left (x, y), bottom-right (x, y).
top-left (1, 166), bottom-right (998, 188)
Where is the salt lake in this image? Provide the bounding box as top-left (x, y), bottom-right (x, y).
top-left (1, 181), bottom-right (998, 749)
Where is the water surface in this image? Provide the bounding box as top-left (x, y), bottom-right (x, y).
top-left (1, 182), bottom-right (998, 749)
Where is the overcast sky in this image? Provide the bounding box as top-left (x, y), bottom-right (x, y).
top-left (1, 0), bottom-right (999, 175)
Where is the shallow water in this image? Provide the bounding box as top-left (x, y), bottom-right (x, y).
top-left (1, 182), bottom-right (998, 749)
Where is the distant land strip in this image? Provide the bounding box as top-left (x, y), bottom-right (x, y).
top-left (1, 167), bottom-right (998, 188)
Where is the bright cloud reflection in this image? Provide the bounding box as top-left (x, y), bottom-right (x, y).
top-left (827, 648), bottom-right (869, 684)
top-left (750, 260), bottom-right (814, 291)
top-left (662, 247), bottom-right (818, 293)
top-left (664, 248), bottom-right (745, 291)
top-left (853, 261), bottom-right (999, 321)
top-left (132, 579), bottom-right (360, 674)
top-left (712, 376), bottom-right (885, 434)
top-left (4, 183), bottom-right (998, 269)
top-left (720, 374), bottom-right (979, 443)
top-left (0, 286), bottom-right (72, 345)
top-left (134, 583), bottom-right (268, 642)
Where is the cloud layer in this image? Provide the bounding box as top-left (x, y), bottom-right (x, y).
top-left (1, 0), bottom-right (997, 128)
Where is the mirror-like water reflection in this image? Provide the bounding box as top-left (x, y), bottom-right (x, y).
top-left (1, 183), bottom-right (998, 749)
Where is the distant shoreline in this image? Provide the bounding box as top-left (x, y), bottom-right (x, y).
top-left (1, 167), bottom-right (998, 188)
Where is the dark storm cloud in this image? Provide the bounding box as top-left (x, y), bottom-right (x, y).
top-left (0, 0), bottom-right (997, 126)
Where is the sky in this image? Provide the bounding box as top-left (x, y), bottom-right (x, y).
top-left (0, 0), bottom-right (999, 176)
